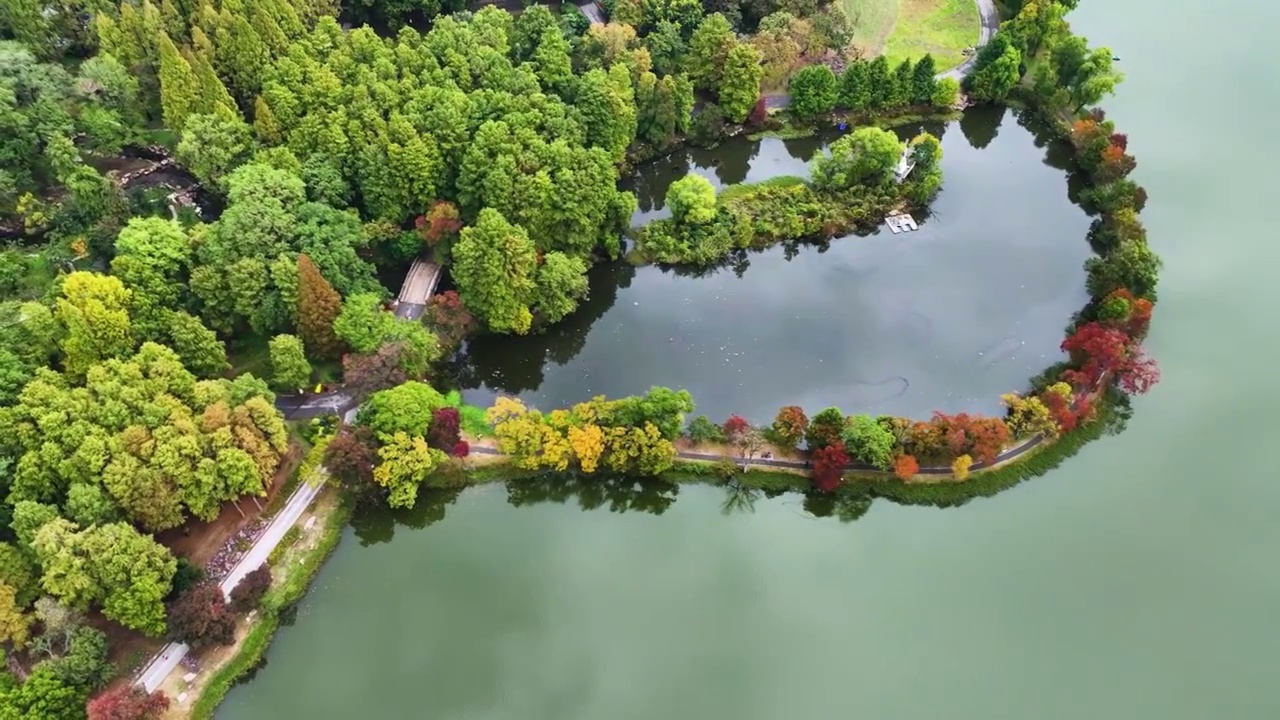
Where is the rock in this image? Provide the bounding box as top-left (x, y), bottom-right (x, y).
top-left (183, 672), bottom-right (197, 683)
top-left (304, 516), bottom-right (317, 531)
top-left (177, 692), bottom-right (189, 705)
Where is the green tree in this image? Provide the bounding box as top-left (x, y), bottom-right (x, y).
top-left (687, 13), bottom-right (735, 91)
top-left (969, 43), bottom-right (1022, 102)
top-left (32, 520), bottom-right (176, 636)
top-left (810, 127), bottom-right (904, 190)
top-left (1053, 39), bottom-right (1123, 110)
top-left (0, 544), bottom-right (38, 608)
top-left (0, 666), bottom-right (87, 719)
top-left (164, 311), bottom-right (229, 377)
top-left (647, 20), bottom-right (687, 75)
top-left (360, 381), bottom-right (448, 438)
top-left (533, 253), bottom-right (589, 325)
top-left (296, 254), bottom-right (344, 359)
top-left (65, 483), bottom-right (121, 528)
top-left (175, 112), bottom-right (253, 192)
top-left (1085, 239), bottom-right (1162, 301)
top-left (667, 174), bottom-right (718, 225)
top-left (718, 42), bottom-right (763, 123)
top-left (54, 272), bottom-right (134, 378)
top-left (838, 59), bottom-right (870, 109)
top-left (905, 131), bottom-right (944, 202)
top-left (788, 63), bottom-right (837, 118)
top-left (157, 32), bottom-right (199, 131)
top-left (268, 334), bottom-right (312, 391)
top-left (841, 414), bottom-right (896, 470)
top-left (452, 209), bottom-right (538, 334)
top-left (910, 54), bottom-right (937, 104)
top-left (532, 26), bottom-right (573, 94)
top-left (333, 293), bottom-right (396, 354)
top-left (865, 56), bottom-right (895, 109)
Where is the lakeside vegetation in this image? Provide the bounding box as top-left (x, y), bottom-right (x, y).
top-left (0, 0), bottom-right (1160, 716)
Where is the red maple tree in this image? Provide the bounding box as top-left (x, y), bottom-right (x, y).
top-left (453, 440), bottom-right (471, 458)
top-left (87, 686), bottom-right (170, 720)
top-left (811, 442), bottom-right (850, 492)
top-left (1061, 321), bottom-right (1131, 389)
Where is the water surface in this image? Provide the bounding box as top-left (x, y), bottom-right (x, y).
top-left (221, 1), bottom-right (1280, 717)
top-left (458, 110), bottom-right (1090, 421)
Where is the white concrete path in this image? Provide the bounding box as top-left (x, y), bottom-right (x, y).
top-left (134, 473), bottom-right (327, 693)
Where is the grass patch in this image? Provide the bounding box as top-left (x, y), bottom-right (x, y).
top-left (188, 616), bottom-right (278, 720)
top-left (716, 175), bottom-right (807, 202)
top-left (843, 0), bottom-right (900, 57)
top-left (443, 389), bottom-right (494, 437)
top-left (883, 0), bottom-right (981, 71)
top-left (746, 126), bottom-right (816, 141)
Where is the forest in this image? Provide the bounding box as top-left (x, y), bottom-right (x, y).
top-left (0, 0), bottom-right (1150, 716)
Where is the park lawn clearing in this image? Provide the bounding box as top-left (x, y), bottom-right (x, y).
top-left (842, 0), bottom-right (899, 57)
top-left (883, 0), bottom-right (980, 71)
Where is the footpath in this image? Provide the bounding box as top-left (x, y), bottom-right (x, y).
top-left (133, 476), bottom-right (326, 693)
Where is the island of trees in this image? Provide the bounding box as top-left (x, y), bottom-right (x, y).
top-left (0, 0), bottom-right (1157, 716)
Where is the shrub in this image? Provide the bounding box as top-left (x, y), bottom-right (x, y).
top-left (166, 557), bottom-right (205, 602)
top-left (951, 454), bottom-right (973, 480)
top-left (229, 564), bottom-right (272, 614)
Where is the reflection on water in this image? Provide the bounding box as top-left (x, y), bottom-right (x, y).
top-left (452, 108), bottom-right (1093, 424)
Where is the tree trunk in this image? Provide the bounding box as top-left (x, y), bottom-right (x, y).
top-left (232, 499), bottom-right (246, 518)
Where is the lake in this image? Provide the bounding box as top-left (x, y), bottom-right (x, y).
top-left (220, 0), bottom-right (1280, 717)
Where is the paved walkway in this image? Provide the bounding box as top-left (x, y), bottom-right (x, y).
top-left (468, 432), bottom-right (1043, 476)
top-left (134, 474), bottom-right (328, 693)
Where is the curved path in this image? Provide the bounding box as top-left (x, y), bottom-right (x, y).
top-left (467, 433), bottom-right (1043, 477)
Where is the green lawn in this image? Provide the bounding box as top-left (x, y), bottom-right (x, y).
top-left (842, 0), bottom-right (900, 57)
top-left (882, 0), bottom-right (981, 71)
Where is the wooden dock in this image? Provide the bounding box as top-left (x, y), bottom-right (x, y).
top-left (885, 213), bottom-right (919, 234)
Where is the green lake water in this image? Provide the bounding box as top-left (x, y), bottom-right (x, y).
top-left (220, 0), bottom-right (1280, 716)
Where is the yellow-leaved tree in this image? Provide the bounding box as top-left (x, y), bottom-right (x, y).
top-left (1000, 393), bottom-right (1058, 439)
top-left (951, 454), bottom-right (973, 481)
top-left (568, 424), bottom-right (606, 473)
top-left (373, 432), bottom-right (447, 509)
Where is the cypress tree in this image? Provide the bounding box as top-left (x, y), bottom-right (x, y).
top-left (839, 60), bottom-right (871, 110)
top-left (911, 54), bottom-right (938, 105)
top-left (296, 254), bottom-right (344, 360)
top-left (891, 59), bottom-right (914, 108)
top-left (866, 56), bottom-right (894, 109)
top-left (253, 96), bottom-right (282, 144)
top-left (158, 32), bottom-right (199, 130)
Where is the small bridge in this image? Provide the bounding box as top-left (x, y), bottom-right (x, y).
top-left (393, 256), bottom-right (443, 320)
top-left (578, 1), bottom-right (606, 24)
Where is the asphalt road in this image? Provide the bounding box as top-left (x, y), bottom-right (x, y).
top-left (941, 0), bottom-right (1001, 82)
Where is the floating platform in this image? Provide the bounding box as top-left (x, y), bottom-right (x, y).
top-left (885, 213), bottom-right (919, 234)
